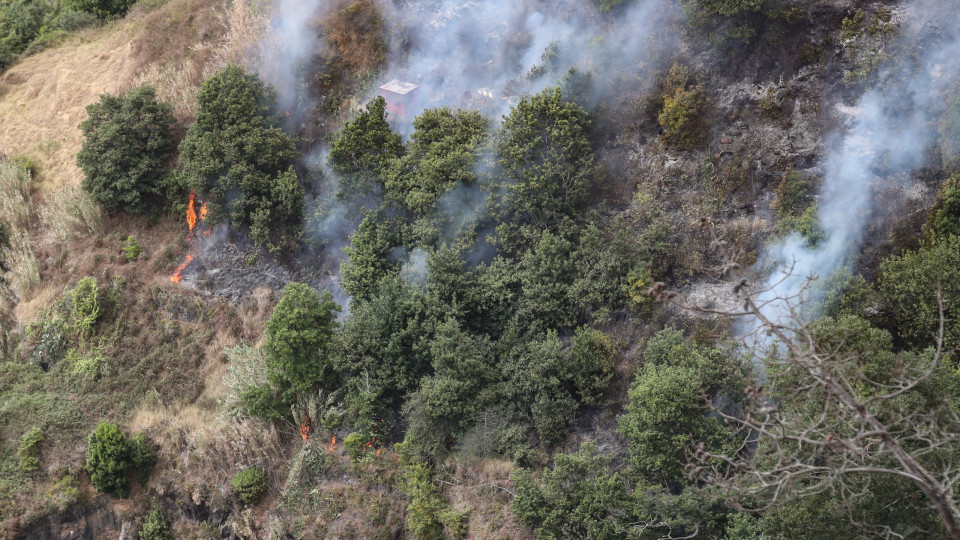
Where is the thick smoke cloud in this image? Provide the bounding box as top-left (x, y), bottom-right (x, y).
top-left (747, 0), bottom-right (960, 339)
top-left (375, 0), bottom-right (677, 127)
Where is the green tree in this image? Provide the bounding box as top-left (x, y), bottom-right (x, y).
top-left (382, 107), bottom-right (489, 215)
top-left (178, 65), bottom-right (303, 248)
top-left (618, 328), bottom-right (746, 485)
top-left (516, 231), bottom-right (577, 332)
top-left (138, 508), bottom-right (172, 540)
top-left (85, 421), bottom-right (132, 497)
top-left (329, 96), bottom-right (403, 198)
top-left (231, 467), bottom-right (267, 505)
top-left (512, 442), bottom-right (635, 539)
top-left (569, 327), bottom-right (615, 406)
top-left (879, 235), bottom-right (960, 350)
top-left (495, 87), bottom-right (595, 249)
top-left (17, 426), bottom-right (43, 472)
top-left (403, 319), bottom-right (497, 457)
top-left (264, 283), bottom-right (340, 407)
top-left (923, 175), bottom-right (960, 242)
top-left (77, 85), bottom-right (175, 213)
top-left (341, 213), bottom-right (403, 300)
top-left (66, 0), bottom-right (134, 20)
top-left (334, 276), bottom-right (434, 430)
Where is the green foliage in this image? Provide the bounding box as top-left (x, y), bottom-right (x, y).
top-left (778, 203), bottom-right (826, 247)
top-left (17, 426), bottom-right (43, 472)
top-left (923, 175), bottom-right (960, 242)
top-left (494, 87), bottom-right (595, 250)
top-left (231, 467), bottom-right (267, 505)
top-left (403, 319), bottom-right (497, 457)
top-left (138, 508), bottom-right (172, 540)
top-left (382, 107), bottom-right (488, 216)
top-left (341, 213), bottom-right (402, 300)
top-left (334, 276), bottom-right (434, 430)
top-left (839, 7), bottom-right (898, 86)
top-left (513, 442), bottom-right (635, 539)
top-left (569, 327), bottom-right (615, 405)
top-left (77, 85), bottom-right (175, 213)
top-left (516, 231), bottom-right (577, 332)
top-left (680, 0), bottom-right (769, 43)
top-left (940, 92), bottom-right (960, 171)
top-left (69, 277), bottom-right (100, 340)
top-left (395, 441), bottom-right (462, 540)
top-left (593, 0), bottom-right (627, 13)
top-left (570, 222), bottom-right (637, 321)
top-left (129, 432), bottom-right (157, 486)
top-left (85, 421), bottom-right (132, 497)
top-left (657, 65), bottom-right (708, 150)
top-left (178, 65), bottom-right (303, 249)
top-left (122, 235), bottom-right (142, 262)
top-left (263, 282), bottom-right (340, 406)
top-left (343, 432), bottom-right (368, 461)
top-left (773, 170), bottom-right (816, 219)
top-left (66, 0), bottom-right (134, 20)
top-left (879, 235), bottom-right (960, 350)
top-left (618, 328), bottom-right (746, 485)
top-left (222, 345), bottom-right (286, 422)
top-left (329, 96), bottom-right (403, 198)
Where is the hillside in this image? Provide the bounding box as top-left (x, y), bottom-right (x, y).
top-left (1, 0), bottom-right (960, 538)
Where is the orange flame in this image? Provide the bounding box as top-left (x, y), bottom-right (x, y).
top-left (299, 415), bottom-right (311, 441)
top-left (376, 448), bottom-right (385, 456)
top-left (186, 191), bottom-right (197, 236)
top-left (169, 255), bottom-right (194, 283)
top-left (199, 202), bottom-right (208, 222)
top-left (328, 435), bottom-right (337, 452)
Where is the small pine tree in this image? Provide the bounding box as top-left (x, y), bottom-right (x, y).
top-left (85, 422), bottom-right (132, 497)
top-left (231, 467), bottom-right (267, 505)
top-left (139, 508), bottom-right (173, 540)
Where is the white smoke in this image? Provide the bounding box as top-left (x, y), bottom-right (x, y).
top-left (748, 0), bottom-right (960, 336)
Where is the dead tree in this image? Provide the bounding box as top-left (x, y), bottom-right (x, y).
top-left (653, 219), bottom-right (960, 539)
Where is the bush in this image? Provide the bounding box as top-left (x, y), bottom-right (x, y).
top-left (130, 432), bottom-right (157, 486)
top-left (77, 85), bottom-right (175, 213)
top-left (17, 426), bottom-right (43, 472)
top-left (569, 327), bottom-right (616, 405)
top-left (343, 432), bottom-right (368, 461)
top-left (66, 0), bottom-right (135, 20)
top-left (56, 9), bottom-right (100, 31)
top-left (178, 66), bottom-right (303, 250)
top-left (70, 277), bottom-right (100, 340)
top-left (657, 65), bottom-right (708, 149)
top-left (85, 422), bottom-right (132, 497)
top-left (139, 508), bottom-right (172, 540)
top-left (231, 467), bottom-right (267, 505)
top-left (122, 236), bottom-right (143, 262)
top-left (923, 176), bottom-right (960, 242)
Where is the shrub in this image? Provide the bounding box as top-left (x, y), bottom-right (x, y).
top-left (85, 422), bottom-right (132, 497)
top-left (56, 9), bottom-right (100, 31)
top-left (658, 66), bottom-right (708, 150)
top-left (343, 432), bottom-right (369, 461)
top-left (923, 175), bottom-right (960, 242)
top-left (231, 467), bottom-right (267, 505)
top-left (139, 508), bottom-right (172, 540)
top-left (773, 170), bottom-right (817, 219)
top-left (130, 432), bottom-right (157, 486)
top-left (66, 0), bottom-right (135, 20)
top-left (569, 327), bottom-right (616, 405)
top-left (77, 85), bottom-right (175, 213)
top-left (70, 277), bottom-right (100, 340)
top-left (17, 426), bottom-right (43, 472)
top-left (122, 236), bottom-right (143, 262)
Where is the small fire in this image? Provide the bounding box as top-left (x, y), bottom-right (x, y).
top-left (376, 448), bottom-right (385, 456)
top-left (169, 255), bottom-right (194, 284)
top-left (199, 201), bottom-right (208, 222)
top-left (186, 191), bottom-right (198, 236)
top-left (328, 435), bottom-right (337, 452)
top-left (299, 415), bottom-right (311, 441)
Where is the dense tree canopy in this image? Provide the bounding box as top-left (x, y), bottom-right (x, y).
top-left (77, 85), bottom-right (175, 213)
top-left (178, 65), bottom-right (303, 248)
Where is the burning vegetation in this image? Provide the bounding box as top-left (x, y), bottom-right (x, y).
top-left (169, 190), bottom-right (207, 284)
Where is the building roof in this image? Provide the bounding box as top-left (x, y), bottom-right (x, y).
top-left (379, 79), bottom-right (419, 95)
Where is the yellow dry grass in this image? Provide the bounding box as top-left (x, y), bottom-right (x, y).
top-left (0, 26), bottom-right (143, 193)
top-left (0, 0), bottom-right (267, 193)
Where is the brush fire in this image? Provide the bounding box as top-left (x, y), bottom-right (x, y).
top-left (170, 190), bottom-right (208, 284)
